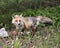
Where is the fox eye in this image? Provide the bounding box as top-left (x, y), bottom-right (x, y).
top-left (19, 20), bottom-right (21, 22)
top-left (15, 20), bottom-right (18, 22)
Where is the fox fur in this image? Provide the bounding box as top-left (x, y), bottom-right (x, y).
top-left (12, 14), bottom-right (53, 37)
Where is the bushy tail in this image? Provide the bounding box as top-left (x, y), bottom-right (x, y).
top-left (37, 16), bottom-right (54, 25)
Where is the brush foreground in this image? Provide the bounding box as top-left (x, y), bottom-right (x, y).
top-left (0, 26), bottom-right (60, 48)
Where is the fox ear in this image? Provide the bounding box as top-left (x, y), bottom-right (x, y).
top-left (12, 15), bottom-right (16, 19)
top-left (12, 16), bottom-right (15, 19)
top-left (20, 14), bottom-right (23, 17)
top-left (12, 14), bottom-right (15, 18)
top-left (19, 14), bottom-right (23, 18)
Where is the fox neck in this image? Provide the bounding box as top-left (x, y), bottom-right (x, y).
top-left (23, 21), bottom-right (31, 29)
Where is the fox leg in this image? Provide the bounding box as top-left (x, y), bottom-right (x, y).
top-left (20, 28), bottom-right (25, 38)
top-left (30, 26), bottom-right (37, 43)
top-left (31, 26), bottom-right (37, 37)
top-left (16, 35), bottom-right (18, 40)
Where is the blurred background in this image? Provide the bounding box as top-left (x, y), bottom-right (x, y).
top-left (0, 0), bottom-right (60, 29)
top-left (0, 0), bottom-right (60, 48)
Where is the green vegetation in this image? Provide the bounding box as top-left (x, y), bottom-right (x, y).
top-left (0, 6), bottom-right (60, 29)
top-left (0, 0), bottom-right (60, 48)
top-left (0, 6), bottom-right (60, 48)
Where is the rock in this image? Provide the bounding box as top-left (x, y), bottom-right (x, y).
top-left (0, 28), bottom-right (8, 37)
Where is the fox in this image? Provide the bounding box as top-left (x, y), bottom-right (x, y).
top-left (12, 14), bottom-right (54, 37)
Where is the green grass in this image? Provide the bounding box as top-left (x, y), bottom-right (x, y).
top-left (0, 6), bottom-right (60, 48)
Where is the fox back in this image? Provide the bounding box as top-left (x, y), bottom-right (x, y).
top-left (12, 14), bottom-right (53, 29)
top-left (12, 15), bottom-right (39, 29)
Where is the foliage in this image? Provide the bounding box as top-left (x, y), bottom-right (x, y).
top-left (0, 5), bottom-right (60, 48)
top-left (0, 0), bottom-right (59, 14)
top-left (0, 6), bottom-right (60, 29)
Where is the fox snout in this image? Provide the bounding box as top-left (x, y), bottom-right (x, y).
top-left (18, 23), bottom-right (22, 26)
top-left (18, 23), bottom-right (24, 27)
top-left (18, 23), bottom-right (20, 26)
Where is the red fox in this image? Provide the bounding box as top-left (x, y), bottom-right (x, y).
top-left (12, 14), bottom-right (54, 37)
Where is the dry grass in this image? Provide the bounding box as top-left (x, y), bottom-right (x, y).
top-left (0, 26), bottom-right (60, 48)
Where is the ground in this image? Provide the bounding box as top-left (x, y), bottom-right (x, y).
top-left (0, 26), bottom-right (60, 48)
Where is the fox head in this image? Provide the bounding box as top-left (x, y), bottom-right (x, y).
top-left (12, 14), bottom-right (24, 29)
